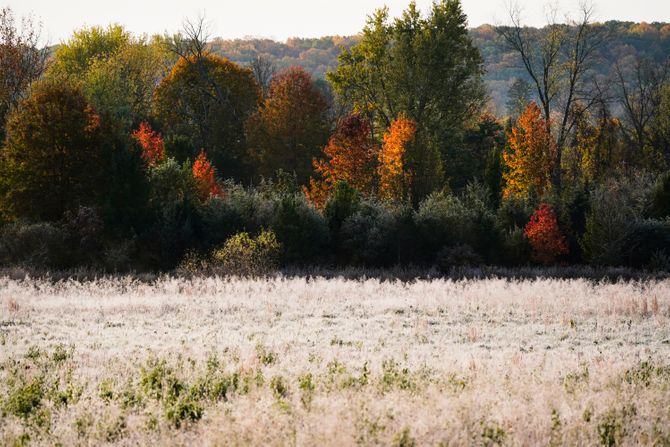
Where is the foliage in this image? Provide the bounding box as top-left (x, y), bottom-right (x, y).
top-left (305, 114), bottom-right (378, 207)
top-left (49, 25), bottom-right (131, 76)
top-left (0, 82), bottom-right (107, 221)
top-left (616, 219), bottom-right (670, 268)
top-left (246, 66), bottom-right (331, 184)
top-left (132, 121), bottom-right (165, 167)
top-left (211, 230), bottom-right (281, 276)
top-left (378, 115), bottom-right (415, 202)
top-left (580, 177), bottom-right (652, 264)
top-left (269, 195), bottom-right (330, 264)
top-left (153, 54), bottom-right (261, 179)
top-left (340, 199), bottom-right (404, 266)
top-left (328, 0), bottom-right (485, 188)
top-left (524, 203), bottom-right (568, 265)
top-left (502, 102), bottom-right (555, 198)
top-left (192, 151), bottom-right (223, 201)
top-left (0, 222), bottom-right (68, 268)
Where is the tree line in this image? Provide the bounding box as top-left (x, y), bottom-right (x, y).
top-left (0, 1), bottom-right (669, 272)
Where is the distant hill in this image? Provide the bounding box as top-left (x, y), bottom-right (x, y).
top-left (209, 21), bottom-right (670, 115)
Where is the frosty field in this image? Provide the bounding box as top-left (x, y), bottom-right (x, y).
top-left (1, 274), bottom-right (670, 446)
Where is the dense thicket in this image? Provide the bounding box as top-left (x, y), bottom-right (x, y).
top-left (0, 2), bottom-right (669, 273)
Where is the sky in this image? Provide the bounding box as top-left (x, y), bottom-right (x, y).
top-left (5, 0), bottom-right (670, 44)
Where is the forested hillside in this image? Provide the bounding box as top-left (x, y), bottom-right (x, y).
top-left (208, 22), bottom-right (670, 114)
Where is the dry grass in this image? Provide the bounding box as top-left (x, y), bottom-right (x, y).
top-left (1, 275), bottom-right (669, 446)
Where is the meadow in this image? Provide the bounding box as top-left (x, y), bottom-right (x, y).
top-left (1, 274), bottom-right (670, 446)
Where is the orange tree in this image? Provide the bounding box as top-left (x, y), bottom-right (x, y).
top-left (246, 66), bottom-right (330, 185)
top-left (0, 82), bottom-right (107, 221)
top-left (192, 150), bottom-right (223, 200)
top-left (502, 102), bottom-right (556, 198)
top-left (131, 121), bottom-right (165, 167)
top-left (378, 114), bottom-right (416, 201)
top-left (524, 203), bottom-right (568, 264)
top-left (153, 54), bottom-right (260, 180)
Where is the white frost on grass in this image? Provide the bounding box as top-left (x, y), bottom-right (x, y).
top-left (1, 275), bottom-right (669, 445)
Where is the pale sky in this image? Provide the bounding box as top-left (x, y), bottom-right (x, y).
top-left (6, 0), bottom-right (670, 44)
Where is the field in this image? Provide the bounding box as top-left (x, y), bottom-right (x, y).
top-left (1, 274), bottom-right (670, 446)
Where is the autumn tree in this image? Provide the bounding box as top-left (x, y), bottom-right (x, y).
top-left (0, 82), bottom-right (107, 221)
top-left (154, 54), bottom-right (261, 180)
top-left (524, 203), bottom-right (568, 264)
top-left (502, 102), bottom-right (556, 198)
top-left (192, 150), bottom-right (223, 200)
top-left (378, 115), bottom-right (416, 201)
top-left (305, 114), bottom-right (378, 207)
top-left (497, 3), bottom-right (605, 194)
top-left (0, 8), bottom-right (48, 141)
top-left (328, 0), bottom-right (484, 198)
top-left (47, 25), bottom-right (171, 137)
top-left (49, 25), bottom-right (131, 76)
top-left (246, 66), bottom-right (330, 185)
top-left (132, 121), bottom-right (165, 167)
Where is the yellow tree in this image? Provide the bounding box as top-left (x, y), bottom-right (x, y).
top-left (378, 115), bottom-right (416, 201)
top-left (502, 102), bottom-right (556, 198)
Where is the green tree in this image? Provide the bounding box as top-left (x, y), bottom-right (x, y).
top-left (328, 0), bottom-right (485, 198)
top-left (49, 24), bottom-right (131, 76)
top-left (153, 54), bottom-right (261, 180)
top-left (246, 66), bottom-right (330, 185)
top-left (0, 82), bottom-right (107, 221)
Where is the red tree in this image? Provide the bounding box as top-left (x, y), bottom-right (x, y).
top-left (193, 150), bottom-right (223, 200)
top-left (524, 203), bottom-right (568, 264)
top-left (304, 114), bottom-right (378, 207)
top-left (131, 121), bottom-right (164, 167)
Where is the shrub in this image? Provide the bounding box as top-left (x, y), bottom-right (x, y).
top-left (414, 192), bottom-right (473, 261)
top-left (436, 244), bottom-right (482, 271)
top-left (496, 195), bottom-right (534, 232)
top-left (0, 222), bottom-right (68, 268)
top-left (414, 185), bottom-right (500, 263)
top-left (211, 230), bottom-right (281, 276)
top-left (648, 171), bottom-right (670, 218)
top-left (501, 226), bottom-right (531, 265)
top-left (340, 200), bottom-right (403, 266)
top-left (62, 206), bottom-right (104, 265)
top-left (580, 178), bottom-right (650, 265)
top-left (616, 219), bottom-right (670, 268)
top-left (4, 378), bottom-right (44, 418)
top-left (524, 203), bottom-right (568, 265)
top-left (269, 195), bottom-right (329, 264)
top-left (324, 181), bottom-right (360, 234)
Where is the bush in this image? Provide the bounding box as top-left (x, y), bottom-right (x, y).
top-left (616, 219), bottom-right (670, 268)
top-left (496, 195), bottom-right (534, 232)
top-left (340, 200), bottom-right (403, 266)
top-left (436, 244), bottom-right (482, 271)
top-left (501, 226), bottom-right (531, 265)
top-left (211, 230), bottom-right (281, 276)
top-left (0, 222), bottom-right (68, 268)
top-left (580, 178), bottom-right (650, 264)
top-left (648, 172), bottom-right (670, 218)
top-left (414, 192), bottom-right (473, 261)
top-left (414, 184), bottom-right (500, 263)
top-left (269, 195), bottom-right (329, 265)
top-left (62, 206), bottom-right (104, 265)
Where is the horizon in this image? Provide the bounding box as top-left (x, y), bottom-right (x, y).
top-left (5, 0), bottom-right (670, 45)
